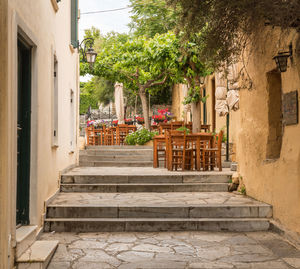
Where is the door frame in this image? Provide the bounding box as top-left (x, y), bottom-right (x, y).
top-left (17, 37), bottom-right (32, 225)
top-left (12, 14), bottom-right (39, 227)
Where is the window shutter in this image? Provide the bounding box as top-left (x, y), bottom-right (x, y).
top-left (71, 0), bottom-right (78, 48)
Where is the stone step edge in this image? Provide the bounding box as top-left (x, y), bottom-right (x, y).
top-left (44, 218), bottom-right (271, 232)
top-left (47, 204), bottom-right (271, 209)
top-left (45, 217), bottom-right (271, 221)
top-left (16, 225), bottom-right (38, 258)
top-left (79, 160), bottom-right (153, 164)
top-left (16, 240), bottom-right (58, 266)
top-left (60, 182), bottom-right (228, 186)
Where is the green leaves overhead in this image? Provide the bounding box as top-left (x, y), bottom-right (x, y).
top-left (129, 0), bottom-right (179, 38)
top-left (91, 31), bottom-right (181, 92)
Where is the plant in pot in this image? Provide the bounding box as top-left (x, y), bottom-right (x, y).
top-left (125, 118), bottom-right (134, 125)
top-left (125, 128), bottom-right (158, 145)
top-left (152, 114), bottom-right (166, 123)
top-left (112, 120), bottom-right (118, 126)
top-left (136, 116), bottom-right (145, 125)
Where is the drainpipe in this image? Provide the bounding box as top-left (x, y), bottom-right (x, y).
top-left (226, 80), bottom-right (230, 162)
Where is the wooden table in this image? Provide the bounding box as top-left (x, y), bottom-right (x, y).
top-left (153, 133), bottom-right (214, 170)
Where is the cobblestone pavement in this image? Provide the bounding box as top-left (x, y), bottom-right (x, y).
top-left (42, 231), bottom-right (300, 269)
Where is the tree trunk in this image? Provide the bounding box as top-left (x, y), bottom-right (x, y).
top-left (139, 88), bottom-right (150, 130)
top-left (192, 101), bottom-right (201, 133)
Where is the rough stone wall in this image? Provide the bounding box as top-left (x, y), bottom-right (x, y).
top-left (236, 27), bottom-right (300, 234)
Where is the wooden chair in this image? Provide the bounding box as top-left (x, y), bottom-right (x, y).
top-left (185, 122), bottom-right (193, 133)
top-left (202, 130), bottom-right (223, 171)
top-left (103, 126), bottom-right (114, 145)
top-left (86, 126), bottom-right (95, 146)
top-left (127, 125), bottom-right (137, 134)
top-left (94, 128), bottom-right (104, 145)
top-left (171, 121), bottom-right (184, 130)
top-left (116, 124), bottom-right (129, 145)
top-left (154, 135), bottom-right (167, 168)
top-left (201, 124), bottom-right (211, 132)
top-left (159, 123), bottom-right (171, 135)
top-left (167, 131), bottom-right (194, 171)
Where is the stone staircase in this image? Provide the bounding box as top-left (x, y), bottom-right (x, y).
top-left (45, 146), bottom-right (273, 233)
top-left (15, 225), bottom-right (58, 269)
top-left (79, 146), bottom-right (153, 167)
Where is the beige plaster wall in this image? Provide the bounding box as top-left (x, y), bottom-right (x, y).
top-left (0, 1), bottom-right (79, 266)
top-left (236, 28), bottom-right (300, 234)
top-left (0, 0), bottom-right (14, 267)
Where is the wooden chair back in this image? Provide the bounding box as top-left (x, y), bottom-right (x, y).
top-left (159, 123), bottom-right (171, 134)
top-left (216, 130), bottom-right (224, 150)
top-left (86, 126), bottom-right (95, 146)
top-left (185, 122), bottom-right (193, 132)
top-left (201, 124), bottom-right (211, 132)
top-left (171, 121), bottom-right (184, 130)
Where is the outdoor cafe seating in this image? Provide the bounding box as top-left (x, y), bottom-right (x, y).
top-left (86, 120), bottom-right (221, 171)
top-left (152, 122), bottom-right (222, 171)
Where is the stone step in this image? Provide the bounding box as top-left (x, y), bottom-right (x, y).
top-left (79, 155), bottom-right (153, 162)
top-left (44, 218), bottom-right (270, 232)
top-left (16, 240), bottom-right (58, 269)
top-left (46, 204), bottom-right (272, 219)
top-left (60, 183), bottom-right (228, 192)
top-left (79, 161), bottom-right (154, 167)
top-left (61, 174), bottom-right (231, 184)
top-left (80, 149), bottom-right (153, 156)
top-left (16, 225), bottom-right (37, 258)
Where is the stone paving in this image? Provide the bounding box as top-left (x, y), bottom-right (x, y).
top-left (64, 167), bottom-right (232, 176)
top-left (49, 192), bottom-right (268, 207)
top-left (43, 231), bottom-right (300, 269)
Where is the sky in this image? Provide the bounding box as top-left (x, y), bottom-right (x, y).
top-left (79, 0), bottom-right (132, 40)
top-left (79, 0), bottom-right (132, 82)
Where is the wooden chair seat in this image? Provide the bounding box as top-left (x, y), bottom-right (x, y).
top-left (167, 131), bottom-right (194, 171)
top-left (202, 130), bottom-right (223, 171)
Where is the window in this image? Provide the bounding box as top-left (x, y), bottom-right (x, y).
top-left (71, 0), bottom-right (79, 48)
top-left (266, 70), bottom-right (283, 159)
top-left (52, 57), bottom-right (59, 147)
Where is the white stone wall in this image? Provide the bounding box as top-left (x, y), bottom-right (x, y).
top-left (0, 1), bottom-right (79, 266)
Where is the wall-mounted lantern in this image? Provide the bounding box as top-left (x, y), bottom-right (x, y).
top-left (79, 38), bottom-right (97, 66)
top-left (273, 44), bottom-right (293, 73)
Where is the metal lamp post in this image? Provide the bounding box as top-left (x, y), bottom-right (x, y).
top-left (79, 38), bottom-right (97, 65)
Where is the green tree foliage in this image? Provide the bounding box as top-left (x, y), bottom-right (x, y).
top-left (83, 31), bottom-right (181, 129)
top-left (80, 82), bottom-right (98, 115)
top-left (129, 0), bottom-right (212, 103)
top-left (167, 0), bottom-right (300, 67)
top-left (129, 0), bottom-right (178, 37)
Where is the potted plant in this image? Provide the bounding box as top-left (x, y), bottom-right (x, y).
top-left (125, 118), bottom-right (134, 125)
top-left (136, 116), bottom-right (145, 124)
top-left (152, 114), bottom-right (166, 123)
top-left (125, 128), bottom-right (158, 146)
top-left (112, 120), bottom-right (118, 126)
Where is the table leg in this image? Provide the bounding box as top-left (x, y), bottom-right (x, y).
top-left (153, 139), bottom-right (158, 168)
top-left (210, 137), bottom-right (214, 170)
top-left (196, 139), bottom-right (201, 171)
